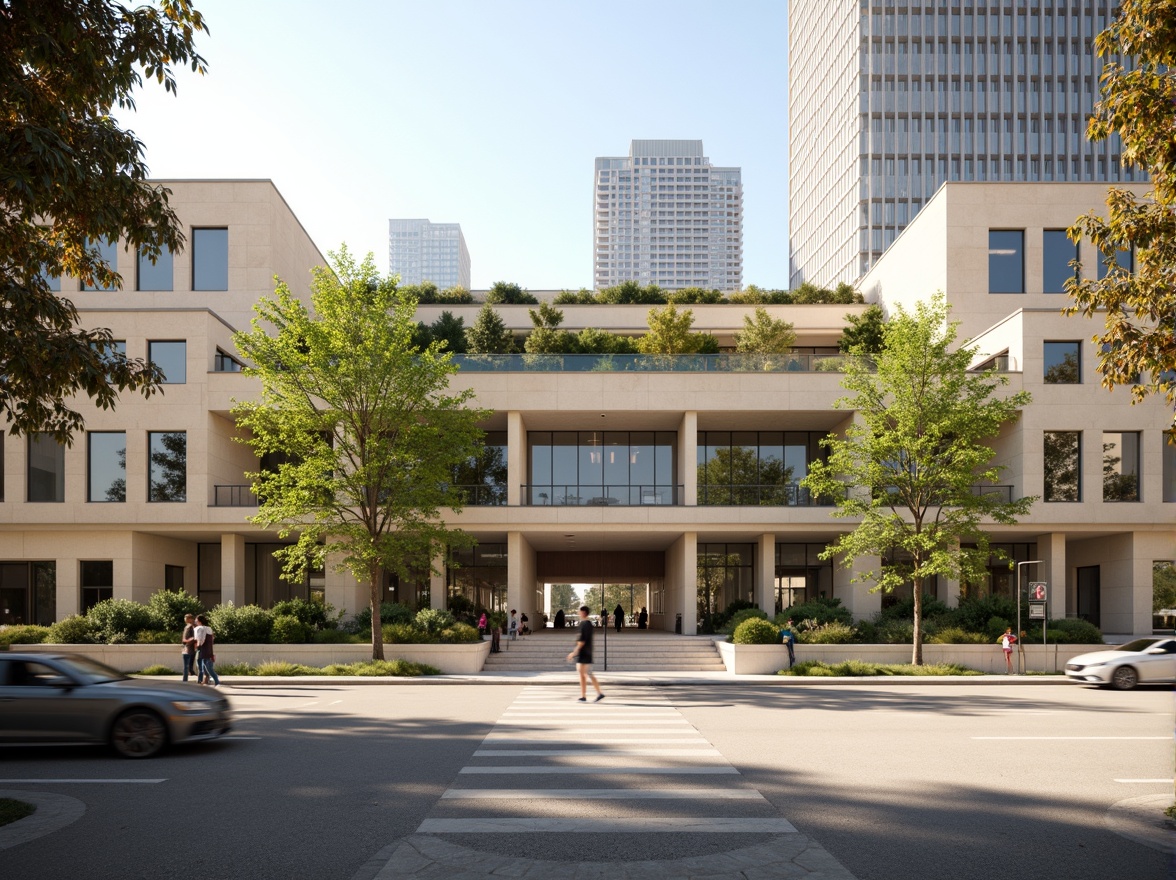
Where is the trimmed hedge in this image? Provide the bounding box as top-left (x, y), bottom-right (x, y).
top-left (732, 617), bottom-right (781, 645)
top-left (0, 624), bottom-right (52, 646)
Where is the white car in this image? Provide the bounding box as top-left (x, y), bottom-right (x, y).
top-left (1064, 637), bottom-right (1176, 689)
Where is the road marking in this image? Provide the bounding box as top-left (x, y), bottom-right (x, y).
top-left (972, 736), bottom-right (1169, 741)
top-left (487, 729), bottom-right (699, 736)
top-left (221, 735), bottom-right (262, 741)
top-left (473, 747), bottom-right (722, 757)
top-left (442, 788), bottom-right (766, 800)
top-left (0, 779), bottom-right (165, 784)
top-left (481, 738), bottom-right (709, 745)
top-left (1114, 778), bottom-right (1174, 784)
top-left (459, 766), bottom-right (740, 775)
top-left (417, 817), bottom-right (797, 833)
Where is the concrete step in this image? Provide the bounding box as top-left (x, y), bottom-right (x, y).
top-left (482, 634), bottom-right (725, 673)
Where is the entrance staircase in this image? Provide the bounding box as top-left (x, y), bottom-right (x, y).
top-left (481, 629), bottom-right (726, 673)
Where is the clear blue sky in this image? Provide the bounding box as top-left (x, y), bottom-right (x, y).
top-left (120, 0), bottom-right (789, 290)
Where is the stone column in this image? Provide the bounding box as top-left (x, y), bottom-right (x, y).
top-left (1037, 532), bottom-right (1066, 616)
top-left (507, 411), bottom-right (524, 507)
top-left (835, 551), bottom-right (880, 621)
top-left (56, 557), bottom-right (80, 619)
top-left (756, 533), bottom-right (775, 615)
top-left (680, 532), bottom-right (698, 635)
top-left (220, 533), bottom-right (246, 606)
top-left (506, 532), bottom-right (535, 617)
top-left (430, 552), bottom-right (446, 610)
top-left (679, 411), bottom-right (697, 506)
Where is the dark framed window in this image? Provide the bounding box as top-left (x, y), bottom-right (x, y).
top-left (447, 544), bottom-right (507, 612)
top-left (0, 561), bottom-right (56, 627)
top-left (1044, 431), bottom-right (1081, 502)
top-left (80, 560), bottom-right (113, 612)
top-left (697, 431), bottom-right (827, 505)
top-left (148, 431), bottom-right (186, 502)
top-left (697, 543), bottom-right (754, 621)
top-left (81, 238), bottom-right (118, 291)
top-left (88, 432), bottom-right (126, 502)
top-left (1102, 432), bottom-right (1140, 502)
top-left (527, 430), bottom-right (676, 505)
top-left (1042, 229), bottom-right (1078, 293)
top-left (1165, 432), bottom-right (1176, 503)
top-left (27, 433), bottom-right (65, 502)
top-left (1043, 341), bottom-right (1080, 384)
top-left (148, 340), bottom-right (186, 384)
top-left (192, 228), bottom-right (229, 290)
top-left (214, 349), bottom-right (244, 372)
top-left (137, 246), bottom-right (174, 291)
top-left (451, 431), bottom-right (507, 505)
top-left (164, 564), bottom-right (184, 591)
top-left (988, 230), bottom-right (1024, 293)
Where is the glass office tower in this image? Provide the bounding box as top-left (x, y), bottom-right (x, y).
top-left (388, 219), bottom-right (471, 290)
top-left (789, 1), bottom-right (1141, 288)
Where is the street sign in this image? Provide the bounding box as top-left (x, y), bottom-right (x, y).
top-left (1029, 602), bottom-right (1046, 619)
top-left (1028, 581), bottom-right (1047, 601)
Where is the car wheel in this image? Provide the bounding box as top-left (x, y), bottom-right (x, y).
top-left (1110, 666), bottom-right (1139, 691)
top-left (110, 709), bottom-right (168, 758)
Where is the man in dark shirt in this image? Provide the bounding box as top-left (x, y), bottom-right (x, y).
top-left (566, 605), bottom-right (604, 702)
top-left (181, 613), bottom-right (198, 682)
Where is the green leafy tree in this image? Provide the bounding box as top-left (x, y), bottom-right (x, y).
top-left (424, 311), bottom-right (467, 354)
top-left (1066, 1), bottom-right (1176, 431)
top-left (1, 0), bottom-right (209, 442)
top-left (729, 285), bottom-right (792, 304)
top-left (401, 281), bottom-right (440, 304)
top-left (437, 285), bottom-right (473, 304)
top-left (637, 304), bottom-right (712, 355)
top-left (597, 280), bottom-right (666, 305)
top-left (549, 584), bottom-right (580, 613)
top-left (666, 287), bottom-right (725, 304)
top-left (839, 305), bottom-right (886, 354)
top-left (484, 281), bottom-right (537, 305)
top-left (791, 281), bottom-right (863, 304)
top-left (523, 302), bottom-right (575, 354)
top-left (734, 306), bottom-right (797, 368)
top-left (466, 304), bottom-right (516, 354)
top-left (553, 288), bottom-right (596, 304)
top-left (232, 247), bottom-right (488, 659)
top-left (574, 327), bottom-right (638, 355)
top-left (802, 293), bottom-right (1034, 664)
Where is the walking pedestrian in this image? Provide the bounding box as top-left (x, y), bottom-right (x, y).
top-left (181, 613), bottom-right (198, 682)
top-left (566, 605), bottom-right (604, 702)
top-left (613, 604), bottom-right (624, 633)
top-left (193, 614), bottom-right (220, 687)
top-left (508, 609), bottom-right (519, 641)
top-left (998, 627), bottom-right (1018, 674)
top-left (637, 607), bottom-right (648, 630)
top-left (778, 618), bottom-right (796, 669)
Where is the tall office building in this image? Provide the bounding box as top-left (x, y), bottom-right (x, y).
top-left (388, 219), bottom-right (471, 290)
top-left (789, 2), bottom-right (1141, 288)
top-left (594, 140), bottom-right (743, 291)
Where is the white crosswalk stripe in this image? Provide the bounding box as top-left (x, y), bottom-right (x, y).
top-left (416, 685), bottom-right (795, 834)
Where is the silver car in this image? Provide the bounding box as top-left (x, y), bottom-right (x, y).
top-left (1064, 637), bottom-right (1176, 690)
top-left (0, 652), bottom-right (232, 757)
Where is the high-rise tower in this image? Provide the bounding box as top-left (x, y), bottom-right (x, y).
top-left (388, 219), bottom-right (471, 290)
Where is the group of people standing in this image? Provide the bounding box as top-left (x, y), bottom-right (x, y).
top-left (601, 604), bottom-right (649, 631)
top-left (181, 613), bottom-right (220, 687)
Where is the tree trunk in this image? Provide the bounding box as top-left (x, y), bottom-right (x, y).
top-left (911, 577), bottom-right (924, 666)
top-left (370, 564), bottom-right (385, 661)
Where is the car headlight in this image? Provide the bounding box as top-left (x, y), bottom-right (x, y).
top-left (1082, 662), bottom-right (1106, 669)
top-left (171, 700), bottom-right (213, 712)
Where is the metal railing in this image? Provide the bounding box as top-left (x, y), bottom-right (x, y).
top-left (453, 484), bottom-right (508, 506)
top-left (523, 484), bottom-right (682, 506)
top-left (453, 353), bottom-right (854, 373)
top-left (968, 484), bottom-right (1015, 503)
top-left (697, 483), bottom-right (841, 507)
top-left (212, 484), bottom-right (258, 507)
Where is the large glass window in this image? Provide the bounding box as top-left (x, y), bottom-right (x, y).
top-left (137, 246), bottom-right (174, 291)
top-left (1164, 433), bottom-right (1176, 503)
top-left (1043, 341), bottom-right (1080, 384)
top-left (148, 340), bottom-right (186, 384)
top-left (1044, 431), bottom-right (1081, 502)
top-left (527, 431), bottom-right (676, 505)
top-left (27, 433), bottom-right (65, 502)
top-left (988, 230), bottom-right (1024, 293)
top-left (80, 560), bottom-right (113, 612)
top-left (148, 431), bottom-right (186, 502)
top-left (452, 431), bottom-right (507, 505)
top-left (1042, 230), bottom-right (1078, 293)
top-left (697, 544), bottom-right (754, 627)
top-left (1102, 432), bottom-right (1140, 502)
top-left (0, 561), bottom-right (56, 626)
top-left (81, 238), bottom-right (118, 291)
top-left (447, 544), bottom-right (507, 612)
top-left (697, 431), bottom-right (828, 505)
top-left (192, 228), bottom-right (229, 290)
top-left (88, 432), bottom-right (126, 502)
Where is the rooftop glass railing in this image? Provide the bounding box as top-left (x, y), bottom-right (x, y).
top-left (452, 353), bottom-right (854, 373)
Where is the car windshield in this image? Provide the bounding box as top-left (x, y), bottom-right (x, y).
top-left (1116, 638), bottom-right (1159, 653)
top-left (53, 655), bottom-right (128, 684)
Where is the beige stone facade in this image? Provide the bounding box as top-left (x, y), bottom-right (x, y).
top-left (2, 180), bottom-right (1170, 637)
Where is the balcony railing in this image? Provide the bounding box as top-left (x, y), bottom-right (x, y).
top-left (454, 484), bottom-right (508, 507)
top-left (212, 484), bottom-right (258, 507)
top-left (453, 353), bottom-right (854, 373)
top-left (698, 483), bottom-right (841, 507)
top-left (968, 484), bottom-right (1015, 503)
top-left (523, 484), bottom-right (682, 506)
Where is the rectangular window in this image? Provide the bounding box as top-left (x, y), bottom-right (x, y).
top-left (213, 349), bottom-right (244, 372)
top-left (80, 560), bottom-right (113, 612)
top-left (82, 238), bottom-right (118, 291)
top-left (88, 432), bottom-right (126, 502)
top-left (148, 340), bottom-right (186, 384)
top-left (1042, 230), bottom-right (1078, 293)
top-left (1044, 431), bottom-right (1081, 502)
top-left (148, 431), bottom-right (186, 502)
top-left (989, 230), bottom-right (1024, 293)
top-left (192, 228), bottom-right (229, 290)
top-left (1043, 341), bottom-right (1081, 384)
top-left (136, 246), bottom-right (174, 291)
top-left (1097, 245), bottom-right (1134, 279)
top-left (27, 433), bottom-right (65, 502)
top-left (164, 564), bottom-right (184, 591)
top-left (1164, 433), bottom-right (1176, 502)
top-left (1102, 432), bottom-right (1140, 502)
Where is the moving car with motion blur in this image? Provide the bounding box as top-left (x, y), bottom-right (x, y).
top-left (1063, 637), bottom-right (1176, 690)
top-left (0, 652), bottom-right (231, 757)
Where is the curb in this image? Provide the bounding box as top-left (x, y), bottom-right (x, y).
top-left (0, 790), bottom-right (85, 850)
top-left (1104, 793), bottom-right (1176, 856)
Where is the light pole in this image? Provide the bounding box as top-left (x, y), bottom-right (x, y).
top-left (1016, 560), bottom-right (1042, 675)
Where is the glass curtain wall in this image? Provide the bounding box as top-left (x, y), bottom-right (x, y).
top-left (452, 431), bottom-right (507, 505)
top-left (527, 431), bottom-right (676, 505)
top-left (447, 544), bottom-right (508, 613)
top-left (697, 543), bottom-right (754, 628)
top-left (698, 431), bottom-right (826, 505)
top-left (774, 543), bottom-right (835, 611)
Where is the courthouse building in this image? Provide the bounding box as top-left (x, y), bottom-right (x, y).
top-left (1, 180), bottom-right (1170, 636)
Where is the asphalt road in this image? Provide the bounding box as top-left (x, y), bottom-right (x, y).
top-left (0, 681), bottom-right (1170, 880)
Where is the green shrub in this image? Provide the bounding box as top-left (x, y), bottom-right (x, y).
top-left (146, 589), bottom-right (204, 632)
top-left (346, 602), bottom-right (414, 635)
top-left (853, 620), bottom-right (878, 643)
top-left (720, 608), bottom-right (768, 636)
top-left (254, 661), bottom-right (316, 676)
top-left (0, 624), bottom-right (51, 645)
top-left (927, 626), bottom-right (991, 645)
top-left (383, 623), bottom-right (438, 644)
top-left (414, 608), bottom-right (456, 634)
top-left (439, 623), bottom-right (481, 644)
top-left (136, 664), bottom-right (178, 675)
top-left (215, 662), bottom-right (255, 675)
top-left (796, 620), bottom-right (856, 644)
top-left (779, 660), bottom-right (983, 677)
top-left (208, 603), bottom-right (274, 644)
top-left (877, 594), bottom-right (952, 622)
top-left (312, 628), bottom-right (363, 644)
top-left (1027, 618), bottom-right (1103, 644)
top-left (86, 598), bottom-right (155, 644)
top-left (270, 614), bottom-right (311, 644)
top-left (732, 617), bottom-right (781, 645)
top-left (271, 597), bottom-right (335, 631)
top-left (321, 659), bottom-right (439, 677)
top-left (986, 616), bottom-right (1011, 639)
top-left (777, 597), bottom-right (852, 631)
top-left (47, 615), bottom-right (97, 644)
top-left (135, 629), bottom-right (180, 645)
top-left (874, 618), bottom-right (914, 644)
top-left (955, 594), bottom-right (1019, 634)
